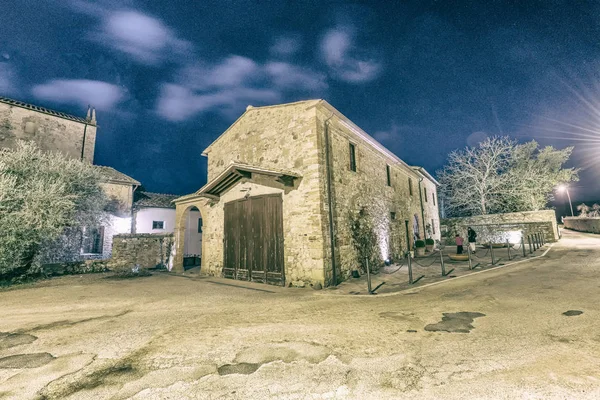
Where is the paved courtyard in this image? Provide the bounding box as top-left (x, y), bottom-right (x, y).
top-left (1, 229), bottom-right (599, 399)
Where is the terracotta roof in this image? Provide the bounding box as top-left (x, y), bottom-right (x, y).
top-left (95, 166), bottom-right (141, 186)
top-left (0, 96), bottom-right (93, 125)
top-left (133, 191), bottom-right (177, 209)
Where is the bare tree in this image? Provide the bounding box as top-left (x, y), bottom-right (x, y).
top-left (438, 137), bottom-right (514, 216)
top-left (438, 137), bottom-right (578, 217)
top-left (577, 203), bottom-right (590, 217)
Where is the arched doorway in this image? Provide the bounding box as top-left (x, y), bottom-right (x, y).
top-left (183, 206), bottom-right (202, 269)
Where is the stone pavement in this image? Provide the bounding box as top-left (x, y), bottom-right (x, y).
top-left (323, 238), bottom-right (552, 296)
top-left (0, 229), bottom-right (599, 399)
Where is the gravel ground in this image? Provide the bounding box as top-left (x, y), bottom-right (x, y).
top-left (0, 229), bottom-right (599, 399)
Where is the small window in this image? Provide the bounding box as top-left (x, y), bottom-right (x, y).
top-left (198, 218), bottom-right (203, 233)
top-left (82, 226), bottom-right (104, 254)
top-left (433, 192), bottom-right (436, 206)
top-left (424, 187), bottom-right (428, 202)
top-left (386, 165), bottom-right (391, 186)
top-left (349, 143), bottom-right (357, 172)
top-left (431, 219), bottom-right (436, 234)
top-left (408, 178), bottom-right (413, 196)
top-left (390, 212), bottom-right (396, 220)
top-left (152, 221), bottom-right (164, 230)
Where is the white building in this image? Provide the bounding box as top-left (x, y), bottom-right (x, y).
top-left (133, 192), bottom-right (202, 267)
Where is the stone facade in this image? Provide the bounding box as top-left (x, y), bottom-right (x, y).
top-left (0, 97), bottom-right (142, 262)
top-left (563, 217), bottom-right (600, 234)
top-left (0, 98), bottom-right (97, 162)
top-left (111, 233), bottom-right (173, 269)
top-left (174, 100), bottom-right (440, 287)
top-left (441, 209), bottom-right (559, 244)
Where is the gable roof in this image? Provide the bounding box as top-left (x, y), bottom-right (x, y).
top-left (0, 96), bottom-right (93, 125)
top-left (201, 99), bottom-right (320, 156)
top-left (196, 161), bottom-right (300, 197)
top-left (96, 166), bottom-right (141, 186)
top-left (133, 191), bottom-right (177, 209)
top-left (200, 99), bottom-right (432, 181)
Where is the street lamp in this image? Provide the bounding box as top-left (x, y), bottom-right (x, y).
top-left (557, 184), bottom-right (574, 217)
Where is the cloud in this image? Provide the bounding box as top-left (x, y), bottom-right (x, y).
top-left (180, 56), bottom-right (260, 90)
top-left (270, 36), bottom-right (302, 57)
top-left (265, 62), bottom-right (327, 91)
top-left (156, 55), bottom-right (327, 122)
top-left (374, 122), bottom-right (400, 143)
top-left (320, 26), bottom-right (382, 83)
top-left (0, 63), bottom-right (17, 95)
top-left (31, 79), bottom-right (126, 109)
top-left (68, 2), bottom-right (191, 65)
top-left (94, 11), bottom-right (191, 64)
top-left (156, 83), bottom-right (280, 122)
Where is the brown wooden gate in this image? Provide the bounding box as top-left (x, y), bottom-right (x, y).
top-left (223, 194), bottom-right (285, 286)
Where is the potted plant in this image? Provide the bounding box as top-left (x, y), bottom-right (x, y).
top-left (425, 238), bottom-right (435, 252)
top-left (415, 240), bottom-right (426, 256)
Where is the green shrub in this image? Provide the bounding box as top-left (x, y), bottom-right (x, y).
top-left (425, 238), bottom-right (435, 245)
top-left (415, 240), bottom-right (426, 248)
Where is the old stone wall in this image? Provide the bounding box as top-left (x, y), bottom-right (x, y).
top-left (563, 217), bottom-right (600, 234)
top-left (100, 182), bottom-right (134, 216)
top-left (187, 101), bottom-right (327, 285)
top-left (112, 233), bottom-right (173, 268)
top-left (315, 106), bottom-right (441, 283)
top-left (441, 210), bottom-right (559, 244)
top-left (0, 101), bottom-right (96, 162)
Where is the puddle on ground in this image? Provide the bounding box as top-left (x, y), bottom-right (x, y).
top-left (0, 332), bottom-right (37, 349)
top-left (424, 312), bottom-right (486, 333)
top-left (218, 363), bottom-right (261, 375)
top-left (0, 353), bottom-right (55, 368)
top-left (563, 310), bottom-right (583, 316)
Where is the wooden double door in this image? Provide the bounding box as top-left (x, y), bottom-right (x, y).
top-left (223, 194), bottom-right (285, 286)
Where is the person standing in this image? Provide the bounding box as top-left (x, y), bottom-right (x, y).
top-left (467, 227), bottom-right (477, 254)
top-left (455, 234), bottom-right (464, 254)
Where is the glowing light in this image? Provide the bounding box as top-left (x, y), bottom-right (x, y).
top-left (506, 230), bottom-right (522, 244)
top-left (376, 225), bottom-right (389, 262)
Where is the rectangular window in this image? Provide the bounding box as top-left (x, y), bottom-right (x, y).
top-left (349, 143), bottom-right (357, 172)
top-left (82, 226), bottom-right (104, 254)
top-left (152, 220), bottom-right (164, 230)
top-left (424, 187), bottom-right (428, 202)
top-left (408, 178), bottom-right (413, 196)
top-left (390, 211), bottom-right (396, 220)
top-left (386, 165), bottom-right (391, 186)
top-left (198, 218), bottom-right (203, 233)
top-left (433, 192), bottom-right (436, 205)
top-left (431, 219), bottom-right (436, 234)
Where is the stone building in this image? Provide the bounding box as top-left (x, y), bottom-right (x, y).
top-left (174, 100), bottom-right (440, 287)
top-left (0, 96), bottom-right (97, 162)
top-left (0, 96), bottom-right (141, 260)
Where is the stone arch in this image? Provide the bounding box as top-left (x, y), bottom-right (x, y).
top-left (173, 201), bottom-right (209, 273)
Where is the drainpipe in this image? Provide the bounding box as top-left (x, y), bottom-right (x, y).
top-left (418, 177), bottom-right (426, 239)
top-left (80, 123), bottom-right (88, 161)
top-left (323, 113), bottom-right (337, 286)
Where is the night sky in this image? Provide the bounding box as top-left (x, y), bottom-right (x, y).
top-left (2, 0), bottom-right (599, 202)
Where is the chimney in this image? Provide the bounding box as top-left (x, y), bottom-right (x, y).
top-left (86, 105), bottom-right (91, 121)
top-left (91, 108), bottom-right (97, 125)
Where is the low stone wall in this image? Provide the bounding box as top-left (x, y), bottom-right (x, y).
top-left (563, 217), bottom-right (600, 234)
top-left (111, 233), bottom-right (173, 269)
top-left (441, 210), bottom-right (559, 244)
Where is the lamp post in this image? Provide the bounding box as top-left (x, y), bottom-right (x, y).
top-left (557, 185), bottom-right (574, 217)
